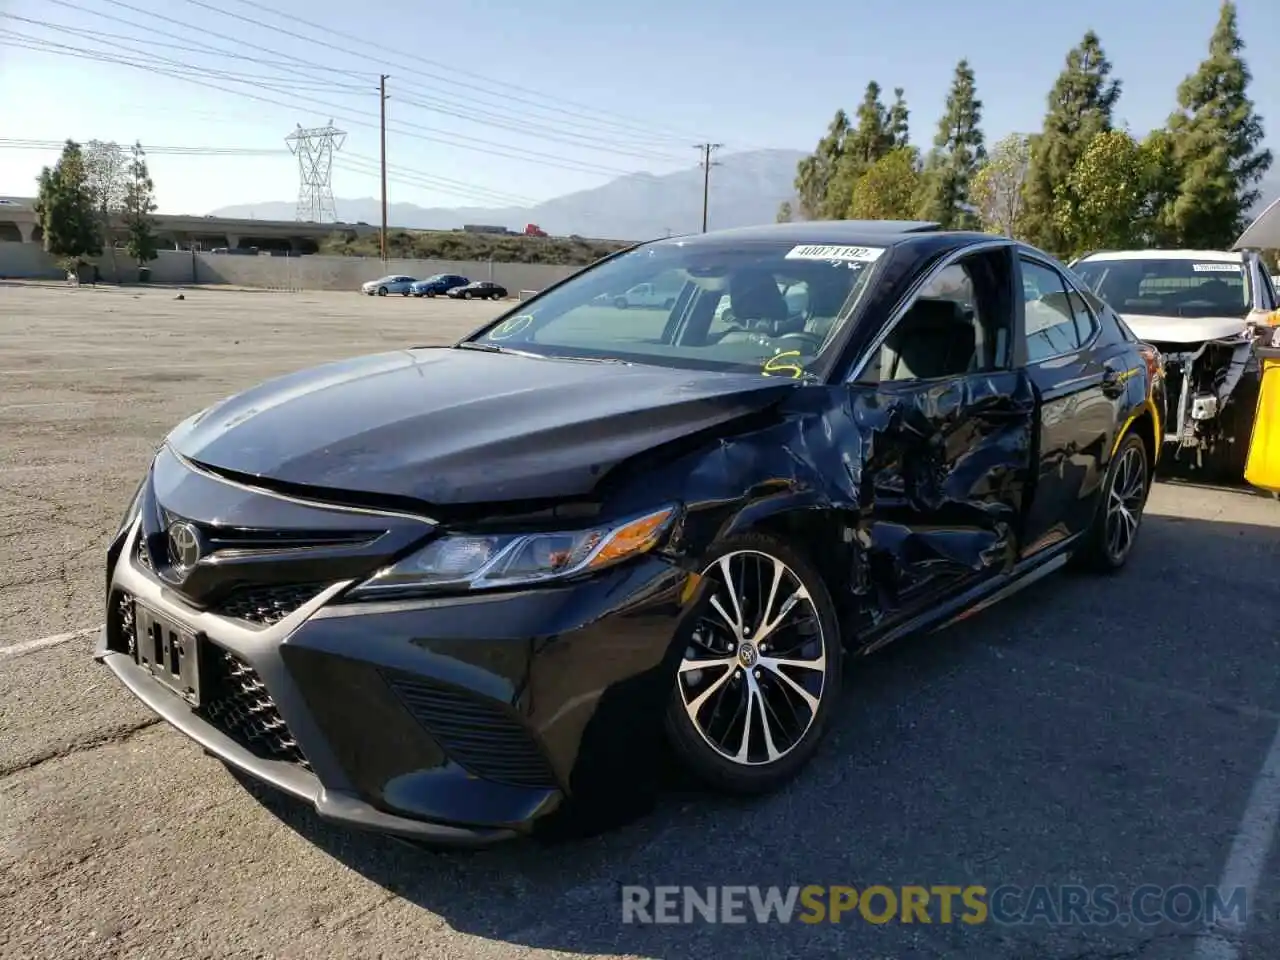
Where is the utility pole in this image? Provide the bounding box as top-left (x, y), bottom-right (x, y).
top-left (379, 74), bottom-right (389, 261)
top-left (695, 143), bottom-right (722, 233)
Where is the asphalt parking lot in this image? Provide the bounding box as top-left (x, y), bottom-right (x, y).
top-left (2, 281), bottom-right (1279, 960)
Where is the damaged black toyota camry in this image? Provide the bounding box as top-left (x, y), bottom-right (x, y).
top-left (99, 221), bottom-right (1166, 846)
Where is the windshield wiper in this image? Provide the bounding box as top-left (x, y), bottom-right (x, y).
top-left (454, 341), bottom-right (542, 358)
top-left (544, 354), bottom-right (631, 365)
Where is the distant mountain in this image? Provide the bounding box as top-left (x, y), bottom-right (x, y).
top-left (209, 148), bottom-right (808, 241)
top-left (208, 154), bottom-right (1280, 244)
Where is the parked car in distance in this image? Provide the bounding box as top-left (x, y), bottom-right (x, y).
top-left (447, 280), bottom-right (507, 300)
top-left (1071, 249), bottom-right (1277, 478)
top-left (99, 220), bottom-right (1165, 848)
top-left (611, 281), bottom-right (681, 310)
top-left (361, 275), bottom-right (417, 296)
top-left (411, 274), bottom-right (470, 298)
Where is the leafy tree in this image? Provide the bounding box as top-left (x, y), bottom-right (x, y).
top-left (776, 201), bottom-right (794, 223)
top-left (971, 133), bottom-right (1031, 236)
top-left (1163, 0), bottom-right (1273, 247)
top-left (1021, 31), bottom-right (1122, 254)
top-left (845, 147), bottom-right (923, 220)
top-left (793, 110), bottom-right (850, 219)
top-left (917, 60), bottom-right (986, 229)
top-left (1052, 131), bottom-right (1144, 255)
top-left (33, 140), bottom-right (101, 267)
top-left (887, 88), bottom-right (911, 148)
top-left (122, 142), bottom-right (159, 268)
top-left (84, 140), bottom-right (128, 273)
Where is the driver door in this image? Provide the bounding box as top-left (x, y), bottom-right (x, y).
top-left (840, 243), bottom-right (1037, 639)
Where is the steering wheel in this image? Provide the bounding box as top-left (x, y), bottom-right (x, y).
top-left (773, 331), bottom-right (824, 352)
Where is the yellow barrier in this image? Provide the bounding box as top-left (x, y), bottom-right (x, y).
top-left (1245, 344), bottom-right (1280, 495)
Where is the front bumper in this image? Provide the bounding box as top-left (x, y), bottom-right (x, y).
top-left (99, 482), bottom-right (693, 845)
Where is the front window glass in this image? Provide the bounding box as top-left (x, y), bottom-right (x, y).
top-left (1073, 257), bottom-right (1251, 318)
top-left (465, 240), bottom-right (885, 377)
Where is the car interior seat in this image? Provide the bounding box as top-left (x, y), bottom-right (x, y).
top-left (711, 270), bottom-right (806, 342)
top-left (879, 298), bottom-right (977, 381)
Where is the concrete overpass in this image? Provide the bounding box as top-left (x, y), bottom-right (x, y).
top-left (0, 197), bottom-right (380, 254)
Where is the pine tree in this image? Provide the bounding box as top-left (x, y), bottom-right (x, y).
top-left (1020, 31), bottom-right (1122, 255)
top-left (1164, 0), bottom-right (1273, 247)
top-left (122, 142), bottom-right (159, 271)
top-left (825, 83), bottom-right (896, 217)
top-left (917, 60), bottom-right (987, 229)
top-left (844, 82), bottom-right (895, 169)
top-left (887, 88), bottom-right (911, 149)
top-left (793, 110), bottom-right (850, 219)
top-left (33, 140), bottom-right (101, 268)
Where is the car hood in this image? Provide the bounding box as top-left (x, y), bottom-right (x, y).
top-left (167, 348), bottom-right (797, 505)
top-left (1121, 313), bottom-right (1249, 345)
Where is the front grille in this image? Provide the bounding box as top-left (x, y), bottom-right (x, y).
top-left (212, 583), bottom-right (324, 626)
top-left (200, 647), bottom-right (311, 770)
top-left (382, 672), bottom-right (557, 789)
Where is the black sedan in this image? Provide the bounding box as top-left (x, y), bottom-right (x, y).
top-left (97, 221), bottom-right (1166, 847)
top-left (446, 280), bottom-right (507, 300)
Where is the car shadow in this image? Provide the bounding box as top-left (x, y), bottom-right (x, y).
top-left (230, 511), bottom-right (1280, 958)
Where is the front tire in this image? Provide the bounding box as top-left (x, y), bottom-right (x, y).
top-left (377, 286), bottom-right (388, 296)
top-left (462, 291), bottom-right (472, 299)
top-left (1079, 432), bottom-right (1150, 572)
top-left (665, 532), bottom-right (842, 795)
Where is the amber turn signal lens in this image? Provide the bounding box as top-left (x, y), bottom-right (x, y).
top-left (587, 508), bottom-right (674, 569)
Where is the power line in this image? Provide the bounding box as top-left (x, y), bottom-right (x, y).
top-left (0, 137), bottom-right (538, 208)
top-left (0, 31), bottom-right (363, 95)
top-left (2, 31), bottom-right (646, 178)
top-left (186, 0), bottom-right (705, 146)
top-left (35, 0), bottom-right (691, 162)
top-left (0, 137), bottom-right (287, 156)
top-left (0, 13), bottom-right (372, 89)
top-left (696, 143), bottom-right (722, 233)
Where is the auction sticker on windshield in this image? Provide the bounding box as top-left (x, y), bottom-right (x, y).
top-left (785, 244), bottom-right (885, 263)
top-left (1191, 263), bottom-right (1241, 272)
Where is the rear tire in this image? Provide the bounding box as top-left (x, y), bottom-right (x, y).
top-left (664, 532), bottom-right (842, 796)
top-left (1077, 432), bottom-right (1150, 573)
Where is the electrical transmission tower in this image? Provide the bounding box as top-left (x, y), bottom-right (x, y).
top-left (285, 120), bottom-right (346, 223)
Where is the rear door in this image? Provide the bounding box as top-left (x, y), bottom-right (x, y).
top-left (842, 242), bottom-right (1037, 636)
top-left (1017, 254), bottom-right (1123, 558)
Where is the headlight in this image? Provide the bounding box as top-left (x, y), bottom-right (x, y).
top-left (348, 506), bottom-right (676, 598)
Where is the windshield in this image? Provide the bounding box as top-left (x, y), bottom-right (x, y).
top-left (465, 239), bottom-right (885, 377)
top-left (1073, 257), bottom-right (1250, 319)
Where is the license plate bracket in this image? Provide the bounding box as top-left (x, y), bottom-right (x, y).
top-left (133, 602), bottom-right (202, 706)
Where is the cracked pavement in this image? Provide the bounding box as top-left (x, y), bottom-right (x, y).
top-left (2, 283), bottom-right (1279, 960)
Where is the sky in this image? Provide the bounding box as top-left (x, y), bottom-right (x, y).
top-left (1, 0), bottom-right (1277, 216)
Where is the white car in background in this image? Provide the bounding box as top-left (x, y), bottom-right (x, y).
top-left (361, 274), bottom-right (418, 296)
top-left (611, 281), bottom-right (681, 309)
top-left (1071, 249), bottom-right (1278, 477)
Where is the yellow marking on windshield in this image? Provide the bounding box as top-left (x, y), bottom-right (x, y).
top-left (488, 315), bottom-right (533, 340)
top-left (762, 350), bottom-right (804, 379)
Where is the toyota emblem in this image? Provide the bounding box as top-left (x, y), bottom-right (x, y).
top-left (166, 521), bottom-right (203, 574)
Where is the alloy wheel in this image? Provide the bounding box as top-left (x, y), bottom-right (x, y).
top-left (1105, 444), bottom-right (1147, 564)
top-left (677, 550), bottom-right (827, 766)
